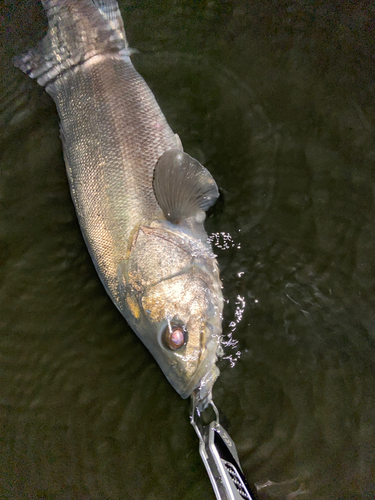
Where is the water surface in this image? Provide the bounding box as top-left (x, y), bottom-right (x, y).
top-left (1, 1), bottom-right (375, 498)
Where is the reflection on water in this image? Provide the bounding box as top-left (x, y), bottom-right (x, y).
top-left (1, 1), bottom-right (375, 499)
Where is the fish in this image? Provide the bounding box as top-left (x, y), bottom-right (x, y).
top-left (14, 0), bottom-right (223, 408)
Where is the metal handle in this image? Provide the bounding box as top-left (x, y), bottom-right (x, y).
top-left (190, 398), bottom-right (260, 500)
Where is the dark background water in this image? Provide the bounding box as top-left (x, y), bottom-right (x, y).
top-left (1, 1), bottom-right (375, 498)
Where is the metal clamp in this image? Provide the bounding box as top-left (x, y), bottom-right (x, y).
top-left (190, 396), bottom-right (260, 500)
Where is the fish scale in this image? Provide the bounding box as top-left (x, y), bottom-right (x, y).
top-left (57, 55), bottom-right (179, 306)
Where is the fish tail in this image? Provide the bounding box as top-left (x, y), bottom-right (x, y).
top-left (13, 0), bottom-right (129, 88)
top-left (92, 0), bottom-right (127, 42)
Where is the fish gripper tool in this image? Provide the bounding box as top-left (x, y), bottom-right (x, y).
top-left (190, 397), bottom-right (260, 500)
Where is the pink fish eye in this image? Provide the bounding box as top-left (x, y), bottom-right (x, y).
top-left (170, 328), bottom-right (184, 347)
top-left (164, 325), bottom-right (186, 350)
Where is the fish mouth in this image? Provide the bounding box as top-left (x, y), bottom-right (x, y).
top-left (188, 363), bottom-right (220, 411)
top-left (178, 331), bottom-right (220, 401)
top-left (191, 365), bottom-right (220, 412)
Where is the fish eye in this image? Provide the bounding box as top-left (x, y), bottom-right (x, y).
top-left (163, 323), bottom-right (187, 351)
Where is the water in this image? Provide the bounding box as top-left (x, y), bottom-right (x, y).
top-left (1, 1), bottom-right (375, 498)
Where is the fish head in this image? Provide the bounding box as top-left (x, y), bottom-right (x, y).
top-left (121, 223), bottom-right (223, 402)
top-left (140, 266), bottom-right (223, 401)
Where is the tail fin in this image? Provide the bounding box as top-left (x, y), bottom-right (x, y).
top-left (13, 0), bottom-right (129, 88)
top-left (92, 0), bottom-right (127, 42)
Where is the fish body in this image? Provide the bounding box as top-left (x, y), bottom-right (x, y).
top-left (15, 0), bottom-right (223, 406)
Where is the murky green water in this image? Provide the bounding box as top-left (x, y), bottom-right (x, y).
top-left (1, 1), bottom-right (375, 498)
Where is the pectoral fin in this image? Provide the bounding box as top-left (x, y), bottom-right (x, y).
top-left (153, 149), bottom-right (219, 224)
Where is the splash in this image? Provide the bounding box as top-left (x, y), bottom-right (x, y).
top-left (209, 232), bottom-right (245, 368)
top-left (208, 232), bottom-right (241, 250)
top-left (221, 295), bottom-right (246, 368)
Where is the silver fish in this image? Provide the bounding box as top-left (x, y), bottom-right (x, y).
top-left (14, 0), bottom-right (223, 407)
